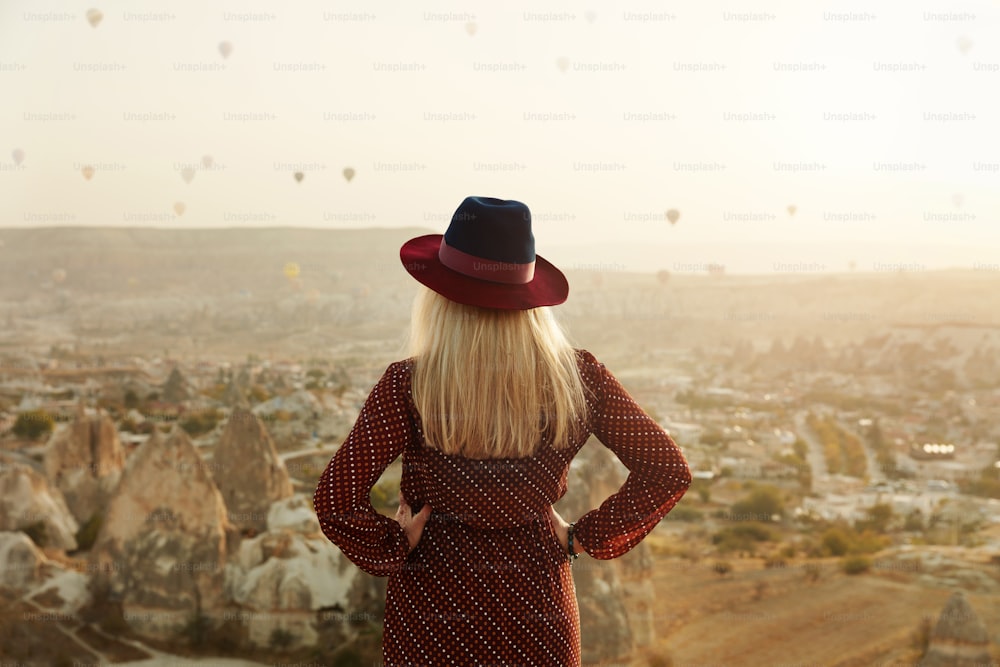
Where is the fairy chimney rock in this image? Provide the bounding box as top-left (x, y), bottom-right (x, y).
top-left (43, 406), bottom-right (125, 523)
top-left (161, 366), bottom-right (191, 403)
top-left (0, 462), bottom-right (79, 551)
top-left (213, 408), bottom-right (293, 532)
top-left (920, 590), bottom-right (991, 667)
top-left (89, 426), bottom-right (234, 640)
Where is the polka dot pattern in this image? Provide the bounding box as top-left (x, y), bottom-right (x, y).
top-left (314, 349), bottom-right (692, 666)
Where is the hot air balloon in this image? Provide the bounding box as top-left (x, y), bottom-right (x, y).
top-left (342, 167), bottom-right (355, 183)
top-left (849, 260), bottom-right (857, 271)
top-left (665, 209), bottom-right (680, 225)
top-left (294, 171), bottom-right (304, 183)
top-left (219, 41), bottom-right (233, 59)
top-left (283, 262), bottom-right (300, 280)
top-left (556, 57), bottom-right (570, 73)
top-left (202, 155), bottom-right (214, 168)
top-left (656, 270), bottom-right (671, 285)
top-left (52, 268), bottom-right (67, 284)
top-left (173, 202), bottom-right (186, 216)
top-left (86, 8), bottom-right (103, 27)
top-left (180, 167), bottom-right (195, 184)
top-left (465, 22), bottom-right (477, 36)
top-left (81, 165), bottom-right (95, 180)
top-left (11, 149), bottom-right (25, 165)
top-left (787, 205), bottom-right (797, 216)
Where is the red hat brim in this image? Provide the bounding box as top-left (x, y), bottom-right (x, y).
top-left (400, 234), bottom-right (569, 310)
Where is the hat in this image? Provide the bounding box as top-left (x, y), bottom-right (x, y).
top-left (400, 196), bottom-right (569, 310)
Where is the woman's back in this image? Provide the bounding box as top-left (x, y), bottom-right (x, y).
top-left (313, 196), bottom-right (692, 666)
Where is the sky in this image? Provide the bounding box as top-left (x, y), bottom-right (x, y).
top-left (1, 0), bottom-right (999, 274)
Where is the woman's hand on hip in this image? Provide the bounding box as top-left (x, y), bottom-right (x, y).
top-left (547, 505), bottom-right (571, 554)
top-left (395, 492), bottom-right (432, 552)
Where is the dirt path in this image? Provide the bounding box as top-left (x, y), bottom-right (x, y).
top-left (645, 557), bottom-right (999, 667)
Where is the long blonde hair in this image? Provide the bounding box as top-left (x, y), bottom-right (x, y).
top-left (408, 287), bottom-right (588, 458)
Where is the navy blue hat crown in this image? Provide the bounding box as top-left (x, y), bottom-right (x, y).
top-left (443, 197), bottom-right (535, 264)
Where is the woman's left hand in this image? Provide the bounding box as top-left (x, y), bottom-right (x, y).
top-left (395, 492), bottom-right (432, 552)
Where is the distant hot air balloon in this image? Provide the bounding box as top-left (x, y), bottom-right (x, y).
top-left (656, 270), bottom-right (671, 285)
top-left (52, 268), bottom-right (67, 283)
top-left (201, 155), bottom-right (214, 168)
top-left (666, 209), bottom-right (680, 225)
top-left (342, 167), bottom-right (355, 183)
top-left (293, 171), bottom-right (304, 183)
top-left (283, 262), bottom-right (300, 280)
top-left (849, 260), bottom-right (857, 271)
top-left (465, 22), bottom-right (477, 36)
top-left (86, 8), bottom-right (103, 27)
top-left (219, 41), bottom-right (233, 59)
top-left (556, 57), bottom-right (570, 73)
top-left (173, 202), bottom-right (186, 216)
top-left (11, 149), bottom-right (25, 165)
top-left (180, 167), bottom-right (195, 184)
top-left (306, 288), bottom-right (320, 304)
top-left (787, 205), bottom-right (797, 216)
top-left (81, 165), bottom-right (95, 180)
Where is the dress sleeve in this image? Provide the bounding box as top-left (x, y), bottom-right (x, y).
top-left (312, 361), bottom-right (413, 577)
top-left (573, 354), bottom-right (692, 560)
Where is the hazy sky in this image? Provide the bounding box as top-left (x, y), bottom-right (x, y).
top-left (1, 0), bottom-right (998, 274)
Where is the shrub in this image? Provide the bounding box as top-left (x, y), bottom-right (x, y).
top-left (713, 522), bottom-right (776, 553)
top-left (75, 513), bottom-right (103, 552)
top-left (179, 613), bottom-right (211, 647)
top-left (12, 410), bottom-right (55, 440)
top-left (179, 409), bottom-right (221, 437)
top-left (712, 561), bottom-right (732, 577)
top-left (667, 504), bottom-right (701, 522)
top-left (269, 627), bottom-right (295, 650)
top-left (821, 527), bottom-right (851, 556)
top-left (730, 485), bottom-right (785, 520)
top-left (843, 555), bottom-right (871, 575)
top-left (20, 521), bottom-right (48, 548)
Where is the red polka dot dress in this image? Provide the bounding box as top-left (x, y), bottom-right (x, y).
top-left (313, 349), bottom-right (692, 666)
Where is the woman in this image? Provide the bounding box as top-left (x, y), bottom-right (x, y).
top-left (313, 196), bottom-right (692, 666)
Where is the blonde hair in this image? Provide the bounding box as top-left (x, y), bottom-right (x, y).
top-left (408, 287), bottom-right (588, 458)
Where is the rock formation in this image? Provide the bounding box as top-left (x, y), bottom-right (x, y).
top-left (558, 439), bottom-right (653, 664)
top-left (222, 376), bottom-right (249, 409)
top-left (213, 408), bottom-right (293, 533)
top-left (161, 366), bottom-right (192, 403)
top-left (221, 492), bottom-right (378, 648)
top-left (0, 531), bottom-right (48, 589)
top-left (920, 590), bottom-right (992, 667)
top-left (0, 462), bottom-right (79, 551)
top-left (89, 425), bottom-right (236, 640)
top-left (0, 531), bottom-right (91, 615)
top-left (43, 405), bottom-right (125, 523)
